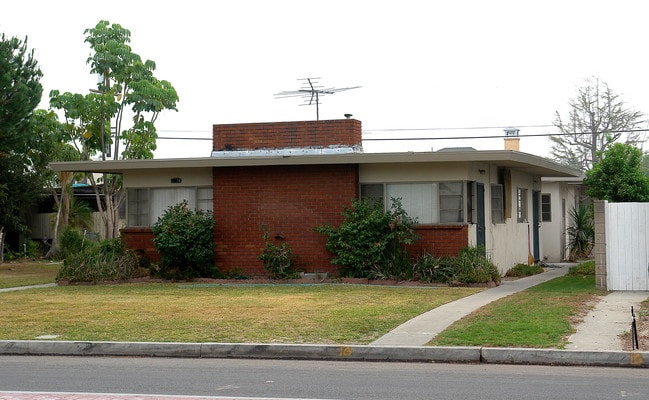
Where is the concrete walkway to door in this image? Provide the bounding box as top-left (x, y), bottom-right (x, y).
top-left (371, 265), bottom-right (571, 347)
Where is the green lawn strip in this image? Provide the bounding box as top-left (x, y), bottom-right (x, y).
top-left (0, 283), bottom-right (482, 344)
top-left (0, 261), bottom-right (61, 288)
top-left (427, 275), bottom-right (603, 348)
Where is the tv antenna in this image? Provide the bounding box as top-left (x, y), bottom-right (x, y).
top-left (274, 78), bottom-right (360, 120)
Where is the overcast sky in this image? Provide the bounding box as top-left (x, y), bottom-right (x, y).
top-left (3, 0), bottom-right (649, 159)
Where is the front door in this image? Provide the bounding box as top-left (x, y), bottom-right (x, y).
top-left (476, 182), bottom-right (486, 250)
top-left (532, 190), bottom-right (540, 262)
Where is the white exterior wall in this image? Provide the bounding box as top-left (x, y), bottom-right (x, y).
top-left (123, 168), bottom-right (212, 188)
top-left (486, 168), bottom-right (538, 272)
top-left (539, 181), bottom-right (578, 262)
top-left (360, 162), bottom-right (539, 274)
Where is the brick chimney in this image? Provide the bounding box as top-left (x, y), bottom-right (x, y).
top-left (212, 119), bottom-right (362, 152)
top-left (503, 127), bottom-right (520, 151)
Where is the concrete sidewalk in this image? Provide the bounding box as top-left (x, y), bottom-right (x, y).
top-left (566, 291), bottom-right (648, 351)
top-left (371, 265), bottom-right (571, 346)
top-left (0, 283), bottom-right (56, 293)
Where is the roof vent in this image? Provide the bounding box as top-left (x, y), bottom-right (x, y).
top-left (504, 127), bottom-right (520, 137)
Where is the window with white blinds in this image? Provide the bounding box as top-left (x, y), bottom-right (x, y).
top-left (127, 187), bottom-right (213, 226)
top-left (361, 182), bottom-right (465, 224)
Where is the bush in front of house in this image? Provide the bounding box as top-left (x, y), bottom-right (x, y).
top-left (152, 200), bottom-right (216, 280)
top-left (568, 260), bottom-right (595, 276)
top-left (58, 225), bottom-right (87, 260)
top-left (315, 198), bottom-right (419, 278)
top-left (505, 263), bottom-right (544, 277)
top-left (56, 235), bottom-right (140, 283)
top-left (412, 247), bottom-right (501, 285)
top-left (448, 246), bottom-right (502, 285)
top-left (258, 225), bottom-right (300, 279)
top-left (411, 253), bottom-right (455, 283)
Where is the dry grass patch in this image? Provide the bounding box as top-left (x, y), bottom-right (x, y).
top-left (0, 283), bottom-right (482, 344)
top-left (0, 261), bottom-right (61, 288)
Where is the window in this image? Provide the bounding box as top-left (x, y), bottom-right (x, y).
top-left (541, 193), bottom-right (551, 222)
top-left (491, 184), bottom-right (504, 223)
top-left (127, 187), bottom-right (213, 227)
top-left (360, 183), bottom-right (384, 208)
top-left (439, 182), bottom-right (464, 223)
top-left (516, 187), bottom-right (528, 223)
top-left (360, 181), bottom-right (464, 224)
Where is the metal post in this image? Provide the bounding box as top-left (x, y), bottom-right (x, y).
top-left (631, 306), bottom-right (640, 350)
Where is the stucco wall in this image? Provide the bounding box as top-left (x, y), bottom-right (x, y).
top-left (360, 162), bottom-right (539, 274)
top-left (123, 168), bottom-right (212, 188)
top-left (538, 181), bottom-right (578, 262)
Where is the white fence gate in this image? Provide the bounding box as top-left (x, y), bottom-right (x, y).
top-left (604, 202), bottom-right (649, 290)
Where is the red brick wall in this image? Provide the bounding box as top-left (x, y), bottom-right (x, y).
top-left (120, 227), bottom-right (159, 262)
top-left (213, 164), bottom-right (358, 277)
top-left (213, 119), bottom-right (362, 151)
top-left (409, 225), bottom-right (469, 257)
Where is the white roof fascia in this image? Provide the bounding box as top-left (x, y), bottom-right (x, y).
top-left (49, 150), bottom-right (582, 178)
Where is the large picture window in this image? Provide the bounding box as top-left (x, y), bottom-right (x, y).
top-left (127, 187), bottom-right (213, 227)
top-left (360, 182), bottom-right (465, 224)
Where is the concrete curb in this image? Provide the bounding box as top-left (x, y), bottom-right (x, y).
top-left (1, 341), bottom-right (647, 368)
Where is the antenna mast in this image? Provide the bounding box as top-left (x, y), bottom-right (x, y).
top-left (275, 78), bottom-right (360, 120)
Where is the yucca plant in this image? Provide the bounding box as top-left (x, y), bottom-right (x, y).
top-left (567, 204), bottom-right (594, 260)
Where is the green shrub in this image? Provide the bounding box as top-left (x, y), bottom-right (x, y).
top-left (568, 260), bottom-right (595, 276)
top-left (151, 201), bottom-right (216, 280)
top-left (56, 238), bottom-right (140, 283)
top-left (412, 253), bottom-right (455, 283)
top-left (316, 198), bottom-right (418, 278)
top-left (450, 246), bottom-right (501, 284)
top-left (568, 204), bottom-right (594, 260)
top-left (258, 225), bottom-right (300, 279)
top-left (506, 263), bottom-right (544, 277)
top-left (58, 226), bottom-right (88, 260)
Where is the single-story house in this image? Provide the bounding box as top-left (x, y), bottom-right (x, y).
top-left (49, 119), bottom-right (582, 277)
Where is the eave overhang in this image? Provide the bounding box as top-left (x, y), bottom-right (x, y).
top-left (49, 150), bottom-right (582, 178)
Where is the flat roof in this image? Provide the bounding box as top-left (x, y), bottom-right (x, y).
top-left (49, 150), bottom-right (582, 178)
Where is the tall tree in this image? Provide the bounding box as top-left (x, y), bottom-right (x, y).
top-left (29, 109), bottom-right (80, 258)
top-left (583, 143), bottom-right (649, 202)
top-left (0, 34), bottom-right (43, 261)
top-left (50, 20), bottom-right (179, 238)
top-left (551, 78), bottom-right (646, 171)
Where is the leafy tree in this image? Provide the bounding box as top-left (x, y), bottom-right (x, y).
top-left (551, 78), bottom-right (645, 171)
top-left (583, 143), bottom-right (649, 202)
top-left (27, 109), bottom-right (82, 258)
top-left (49, 20), bottom-right (179, 238)
top-left (0, 34), bottom-right (43, 261)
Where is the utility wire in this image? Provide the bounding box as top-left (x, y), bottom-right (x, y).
top-left (156, 127), bottom-right (649, 141)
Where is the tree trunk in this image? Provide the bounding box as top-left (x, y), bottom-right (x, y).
top-left (0, 226), bottom-right (5, 264)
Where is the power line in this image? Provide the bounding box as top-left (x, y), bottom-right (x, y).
top-left (155, 128), bottom-right (649, 141)
top-left (365, 124), bottom-right (554, 132)
top-left (363, 129), bottom-right (649, 141)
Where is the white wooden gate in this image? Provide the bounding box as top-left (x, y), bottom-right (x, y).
top-left (605, 202), bottom-right (649, 290)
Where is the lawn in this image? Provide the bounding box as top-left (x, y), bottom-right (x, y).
top-left (0, 260), bottom-right (607, 348)
top-left (427, 273), bottom-right (604, 348)
top-left (0, 282), bottom-right (482, 344)
top-left (0, 260), bottom-right (61, 288)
